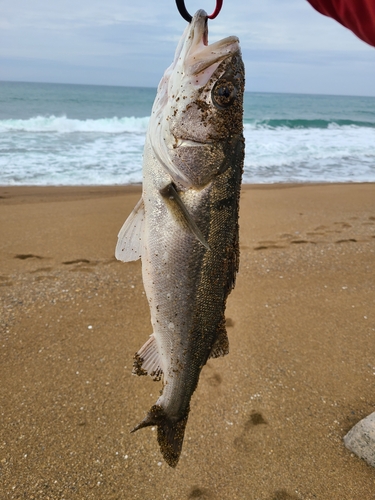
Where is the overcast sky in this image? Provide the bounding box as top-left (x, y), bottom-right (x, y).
top-left (1, 0), bottom-right (375, 96)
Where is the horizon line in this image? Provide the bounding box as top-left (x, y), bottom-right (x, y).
top-left (1, 79), bottom-right (375, 100)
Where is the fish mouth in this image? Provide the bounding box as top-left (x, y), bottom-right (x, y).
top-left (175, 138), bottom-right (208, 148)
top-left (182, 9), bottom-right (240, 82)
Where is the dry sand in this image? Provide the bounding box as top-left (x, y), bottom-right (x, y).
top-left (0, 183), bottom-right (375, 499)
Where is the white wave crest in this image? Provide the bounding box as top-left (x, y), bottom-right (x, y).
top-left (0, 115), bottom-right (150, 134)
top-left (1, 115), bottom-right (375, 185)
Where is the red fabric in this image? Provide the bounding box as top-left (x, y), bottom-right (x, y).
top-left (307, 0), bottom-right (375, 46)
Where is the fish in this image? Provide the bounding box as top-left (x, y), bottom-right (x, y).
top-left (115, 9), bottom-right (245, 467)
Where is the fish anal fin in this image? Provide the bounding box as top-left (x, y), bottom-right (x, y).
top-left (159, 183), bottom-right (210, 250)
top-left (132, 334), bottom-right (163, 381)
top-left (115, 197), bottom-right (145, 262)
top-left (131, 405), bottom-right (189, 468)
top-left (209, 323), bottom-right (229, 359)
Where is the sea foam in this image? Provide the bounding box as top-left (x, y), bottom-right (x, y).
top-left (0, 115), bottom-right (150, 134)
top-left (243, 124), bottom-right (375, 183)
top-left (1, 114), bottom-right (375, 185)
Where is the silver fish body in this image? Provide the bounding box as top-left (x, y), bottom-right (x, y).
top-left (116, 10), bottom-right (244, 467)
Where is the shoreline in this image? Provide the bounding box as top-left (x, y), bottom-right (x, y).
top-left (1, 180), bottom-right (375, 200)
top-left (1, 182), bottom-right (375, 498)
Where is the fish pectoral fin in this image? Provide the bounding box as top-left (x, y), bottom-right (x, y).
top-left (115, 197), bottom-right (145, 262)
top-left (159, 183), bottom-right (210, 250)
top-left (132, 334), bottom-right (163, 381)
top-left (131, 405), bottom-right (189, 468)
top-left (209, 325), bottom-right (229, 359)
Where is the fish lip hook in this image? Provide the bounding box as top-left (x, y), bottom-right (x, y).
top-left (175, 0), bottom-right (223, 23)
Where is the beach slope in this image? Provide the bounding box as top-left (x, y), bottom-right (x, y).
top-left (1, 183), bottom-right (374, 499)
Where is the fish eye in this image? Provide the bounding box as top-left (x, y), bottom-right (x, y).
top-left (212, 80), bottom-right (236, 109)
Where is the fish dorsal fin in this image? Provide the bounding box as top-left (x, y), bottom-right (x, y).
top-left (209, 325), bottom-right (229, 359)
top-left (159, 183), bottom-right (210, 250)
top-left (132, 334), bottom-right (163, 381)
top-left (115, 197), bottom-right (145, 262)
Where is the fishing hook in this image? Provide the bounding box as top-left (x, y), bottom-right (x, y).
top-left (175, 0), bottom-right (223, 23)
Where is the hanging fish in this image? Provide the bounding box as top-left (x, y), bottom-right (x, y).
top-left (116, 8), bottom-right (245, 467)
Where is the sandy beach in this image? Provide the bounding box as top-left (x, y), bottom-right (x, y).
top-left (1, 183), bottom-right (375, 499)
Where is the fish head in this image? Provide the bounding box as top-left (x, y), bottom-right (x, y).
top-left (150, 9), bottom-right (245, 188)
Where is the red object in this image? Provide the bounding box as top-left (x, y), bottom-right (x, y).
top-left (208, 0), bottom-right (223, 20)
top-left (307, 0), bottom-right (375, 46)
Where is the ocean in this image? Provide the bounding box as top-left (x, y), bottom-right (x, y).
top-left (1, 80), bottom-right (375, 185)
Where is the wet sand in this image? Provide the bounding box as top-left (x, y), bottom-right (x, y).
top-left (1, 183), bottom-right (375, 499)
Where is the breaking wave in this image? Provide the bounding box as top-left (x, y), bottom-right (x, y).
top-left (244, 118), bottom-right (375, 130)
top-left (1, 114), bottom-right (375, 185)
top-left (0, 115), bottom-right (150, 134)
top-left (2, 115), bottom-right (375, 135)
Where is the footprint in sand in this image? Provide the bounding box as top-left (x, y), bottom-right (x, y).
top-left (290, 240), bottom-right (311, 245)
top-left (15, 254), bottom-right (44, 260)
top-left (63, 259), bottom-right (98, 272)
top-left (244, 412), bottom-right (268, 429)
top-left (206, 373), bottom-right (222, 387)
top-left (188, 486), bottom-right (212, 499)
top-left (225, 318), bottom-right (235, 328)
top-left (254, 241), bottom-right (285, 250)
top-left (63, 259), bottom-right (90, 265)
top-left (203, 362), bottom-right (223, 388)
top-left (233, 411), bottom-right (268, 452)
top-left (30, 267), bottom-right (52, 273)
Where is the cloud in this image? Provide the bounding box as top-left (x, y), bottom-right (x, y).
top-left (1, 0), bottom-right (375, 95)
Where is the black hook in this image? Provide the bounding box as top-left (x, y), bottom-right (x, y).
top-left (175, 0), bottom-right (223, 23)
top-left (175, 0), bottom-right (192, 22)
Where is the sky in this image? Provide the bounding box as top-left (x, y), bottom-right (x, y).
top-left (1, 0), bottom-right (375, 96)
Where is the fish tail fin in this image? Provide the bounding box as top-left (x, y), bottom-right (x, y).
top-left (131, 404), bottom-right (189, 468)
